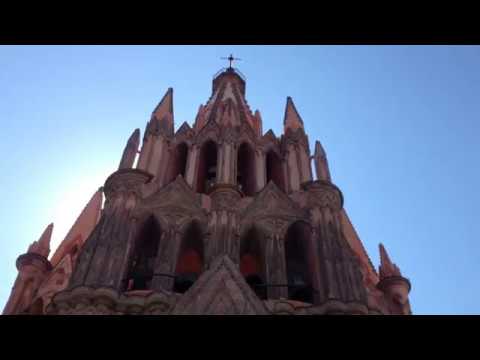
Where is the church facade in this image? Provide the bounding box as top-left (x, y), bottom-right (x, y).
top-left (3, 66), bottom-right (412, 315)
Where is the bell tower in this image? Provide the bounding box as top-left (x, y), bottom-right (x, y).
top-left (3, 61), bottom-right (412, 315)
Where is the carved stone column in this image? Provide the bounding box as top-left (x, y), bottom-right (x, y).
top-left (265, 233), bottom-right (288, 300)
top-left (151, 229), bottom-right (177, 291)
top-left (186, 144), bottom-right (199, 188)
top-left (286, 144), bottom-right (301, 192)
top-left (255, 149), bottom-right (266, 192)
top-left (207, 184), bottom-right (242, 265)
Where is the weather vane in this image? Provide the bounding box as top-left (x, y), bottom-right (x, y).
top-left (221, 54), bottom-right (241, 69)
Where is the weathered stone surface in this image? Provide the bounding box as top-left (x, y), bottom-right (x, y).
top-left (3, 66), bottom-right (411, 315)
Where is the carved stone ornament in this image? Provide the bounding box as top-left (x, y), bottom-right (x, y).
top-left (103, 169), bottom-right (153, 201)
top-left (302, 180), bottom-right (344, 211)
top-left (46, 286), bottom-right (173, 315)
top-left (209, 184), bottom-right (242, 211)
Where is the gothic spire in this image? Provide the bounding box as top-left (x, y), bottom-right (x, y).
top-left (27, 223), bottom-right (54, 258)
top-left (283, 96), bottom-right (304, 132)
top-left (149, 88), bottom-right (174, 136)
top-left (118, 128), bottom-right (140, 170)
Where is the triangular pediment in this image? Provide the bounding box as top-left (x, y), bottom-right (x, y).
top-left (261, 129), bottom-right (280, 148)
top-left (174, 122), bottom-right (194, 144)
top-left (196, 116), bottom-right (221, 144)
top-left (141, 175), bottom-right (203, 214)
top-left (175, 121), bottom-right (192, 136)
top-left (171, 255), bottom-right (267, 315)
top-left (241, 181), bottom-right (305, 231)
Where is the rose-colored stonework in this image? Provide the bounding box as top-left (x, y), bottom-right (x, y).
top-left (3, 67), bottom-right (411, 315)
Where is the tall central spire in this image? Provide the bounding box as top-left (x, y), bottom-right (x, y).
top-left (193, 66), bottom-right (259, 134)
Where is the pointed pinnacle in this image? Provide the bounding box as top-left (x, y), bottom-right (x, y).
top-left (38, 223), bottom-right (54, 248)
top-left (283, 96), bottom-right (304, 126)
top-left (379, 243), bottom-right (392, 268)
top-left (314, 140), bottom-right (326, 158)
top-left (152, 87), bottom-right (174, 118)
top-left (129, 128), bottom-right (140, 144)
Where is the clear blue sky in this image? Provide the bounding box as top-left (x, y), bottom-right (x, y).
top-left (0, 45), bottom-right (479, 315)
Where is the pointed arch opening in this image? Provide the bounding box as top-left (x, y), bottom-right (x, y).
top-left (237, 142), bottom-right (256, 196)
top-left (240, 226), bottom-right (267, 300)
top-left (266, 150), bottom-right (285, 192)
top-left (284, 221), bottom-right (314, 303)
top-left (170, 142), bottom-right (189, 181)
top-left (196, 140), bottom-right (218, 194)
top-left (174, 221), bottom-right (204, 294)
top-left (125, 216), bottom-right (162, 291)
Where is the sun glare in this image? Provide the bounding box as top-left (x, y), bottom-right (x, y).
top-left (48, 170), bottom-right (109, 257)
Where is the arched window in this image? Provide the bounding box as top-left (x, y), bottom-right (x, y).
top-left (174, 221), bottom-right (204, 294)
top-left (266, 150), bottom-right (285, 192)
top-left (196, 140), bottom-right (218, 194)
top-left (237, 142), bottom-right (256, 196)
top-left (125, 216), bottom-right (162, 291)
top-left (240, 227), bottom-right (267, 299)
top-left (284, 221), bottom-right (314, 303)
top-left (171, 142), bottom-right (189, 181)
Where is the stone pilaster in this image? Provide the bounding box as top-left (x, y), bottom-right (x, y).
top-left (265, 233), bottom-right (288, 300)
top-left (185, 144), bottom-right (199, 188)
top-left (207, 184), bottom-right (242, 265)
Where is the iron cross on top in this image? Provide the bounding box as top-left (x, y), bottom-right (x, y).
top-left (221, 54), bottom-right (241, 68)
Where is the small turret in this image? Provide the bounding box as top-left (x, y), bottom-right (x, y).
top-left (377, 243), bottom-right (412, 314)
top-left (2, 223), bottom-right (54, 314)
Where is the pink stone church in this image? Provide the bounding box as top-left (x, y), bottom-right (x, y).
top-left (3, 63), bottom-right (412, 315)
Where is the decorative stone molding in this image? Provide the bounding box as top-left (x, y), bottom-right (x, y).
top-left (104, 169), bottom-right (153, 202)
top-left (209, 183), bottom-right (242, 211)
top-left (281, 127), bottom-right (310, 151)
top-left (265, 298), bottom-right (370, 315)
top-left (46, 286), bottom-right (174, 315)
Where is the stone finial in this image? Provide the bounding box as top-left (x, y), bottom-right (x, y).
top-left (283, 96), bottom-right (304, 132)
top-left (118, 128), bottom-right (140, 170)
top-left (377, 243), bottom-right (412, 314)
top-left (27, 223), bottom-right (54, 258)
top-left (378, 243), bottom-right (402, 279)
